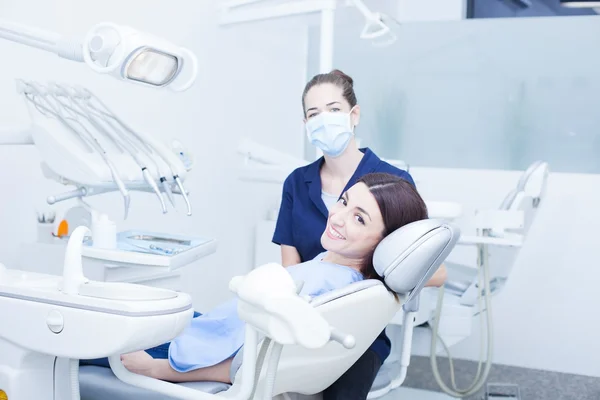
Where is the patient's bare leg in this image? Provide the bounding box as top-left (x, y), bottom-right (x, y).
top-left (154, 357), bottom-right (233, 383)
top-left (121, 351), bottom-right (233, 383)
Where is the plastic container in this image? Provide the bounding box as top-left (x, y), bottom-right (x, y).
top-left (91, 213), bottom-right (117, 249)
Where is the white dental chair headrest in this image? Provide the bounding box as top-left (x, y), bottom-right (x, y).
top-left (499, 160), bottom-right (549, 210)
top-left (373, 219), bottom-right (460, 303)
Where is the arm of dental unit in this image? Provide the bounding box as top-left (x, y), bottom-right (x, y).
top-left (1, 16), bottom-right (199, 220)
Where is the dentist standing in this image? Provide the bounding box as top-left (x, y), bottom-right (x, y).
top-left (272, 69), bottom-right (446, 399)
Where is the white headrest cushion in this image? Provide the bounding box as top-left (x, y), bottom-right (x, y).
top-left (373, 219), bottom-right (459, 294)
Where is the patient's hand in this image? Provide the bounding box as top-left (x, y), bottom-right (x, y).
top-left (121, 351), bottom-right (159, 378)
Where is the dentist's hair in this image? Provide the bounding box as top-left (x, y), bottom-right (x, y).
top-left (357, 173), bottom-right (428, 286)
top-left (302, 69), bottom-right (358, 114)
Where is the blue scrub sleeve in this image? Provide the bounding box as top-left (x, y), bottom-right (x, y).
top-left (272, 176), bottom-right (294, 246)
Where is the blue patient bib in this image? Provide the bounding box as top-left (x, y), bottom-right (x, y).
top-left (168, 253), bottom-right (363, 372)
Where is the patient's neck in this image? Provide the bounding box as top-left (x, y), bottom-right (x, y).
top-left (322, 252), bottom-right (363, 273)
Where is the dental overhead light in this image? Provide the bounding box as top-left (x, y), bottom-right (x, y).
top-left (560, 0), bottom-right (600, 6)
top-left (0, 19), bottom-right (198, 91)
top-left (350, 0), bottom-right (397, 46)
top-left (219, 0), bottom-right (398, 72)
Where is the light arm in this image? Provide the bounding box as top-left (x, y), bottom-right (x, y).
top-left (0, 19), bottom-right (197, 91)
top-left (0, 19), bottom-right (62, 54)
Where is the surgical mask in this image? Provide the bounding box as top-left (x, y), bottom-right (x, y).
top-left (305, 109), bottom-right (355, 158)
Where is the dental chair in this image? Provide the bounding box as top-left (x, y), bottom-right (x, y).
top-left (368, 161), bottom-right (550, 399)
top-left (444, 160), bottom-right (549, 305)
top-left (77, 218), bottom-right (460, 400)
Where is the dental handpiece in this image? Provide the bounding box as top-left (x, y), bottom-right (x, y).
top-left (24, 83), bottom-right (131, 219)
top-left (142, 168), bottom-right (167, 213)
top-left (61, 93), bottom-right (167, 215)
top-left (174, 175), bottom-right (192, 216)
top-left (82, 90), bottom-right (188, 214)
top-left (160, 177), bottom-right (176, 207)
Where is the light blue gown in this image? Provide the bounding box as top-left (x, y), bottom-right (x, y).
top-left (167, 253), bottom-right (363, 373)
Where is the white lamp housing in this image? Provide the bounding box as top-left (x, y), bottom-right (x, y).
top-left (82, 22), bottom-right (198, 91)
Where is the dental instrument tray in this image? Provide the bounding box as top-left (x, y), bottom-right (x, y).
top-left (82, 230), bottom-right (217, 270)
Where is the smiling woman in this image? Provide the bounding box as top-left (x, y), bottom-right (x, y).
top-left (320, 173), bottom-right (428, 282)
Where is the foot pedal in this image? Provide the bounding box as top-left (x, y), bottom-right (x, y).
top-left (486, 383), bottom-right (521, 400)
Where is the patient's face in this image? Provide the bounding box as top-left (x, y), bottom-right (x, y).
top-left (320, 182), bottom-right (385, 261)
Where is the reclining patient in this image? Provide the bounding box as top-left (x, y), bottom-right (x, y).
top-left (81, 172), bottom-right (429, 384)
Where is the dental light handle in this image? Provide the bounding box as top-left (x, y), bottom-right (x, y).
top-left (61, 225), bottom-right (91, 295)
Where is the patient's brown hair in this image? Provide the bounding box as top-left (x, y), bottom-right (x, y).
top-left (357, 173), bottom-right (428, 293)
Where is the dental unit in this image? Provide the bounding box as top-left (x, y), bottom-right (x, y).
top-left (367, 160), bottom-right (550, 399)
top-left (75, 219), bottom-right (459, 400)
top-left (4, 80), bottom-right (216, 292)
top-left (10, 80), bottom-right (194, 219)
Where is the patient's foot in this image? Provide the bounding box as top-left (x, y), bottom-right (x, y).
top-left (121, 351), bottom-right (160, 378)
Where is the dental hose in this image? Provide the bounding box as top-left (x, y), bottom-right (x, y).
top-left (429, 241), bottom-right (494, 398)
top-left (264, 342), bottom-right (284, 400)
top-left (21, 84), bottom-right (131, 218)
top-left (70, 358), bottom-right (80, 400)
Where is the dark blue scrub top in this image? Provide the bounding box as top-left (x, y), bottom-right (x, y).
top-left (272, 147), bottom-right (415, 363)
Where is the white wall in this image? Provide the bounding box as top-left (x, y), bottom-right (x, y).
top-left (396, 0), bottom-right (467, 22)
top-left (0, 0), bottom-right (309, 310)
top-left (410, 166), bottom-right (600, 378)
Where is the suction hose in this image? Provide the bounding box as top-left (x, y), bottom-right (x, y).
top-left (429, 241), bottom-right (494, 398)
top-left (263, 343), bottom-right (284, 400)
top-left (70, 358), bottom-right (80, 400)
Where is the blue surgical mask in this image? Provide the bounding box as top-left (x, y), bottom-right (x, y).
top-left (305, 109), bottom-right (355, 158)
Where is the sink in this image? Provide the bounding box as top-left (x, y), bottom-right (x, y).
top-left (0, 268), bottom-right (59, 289)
